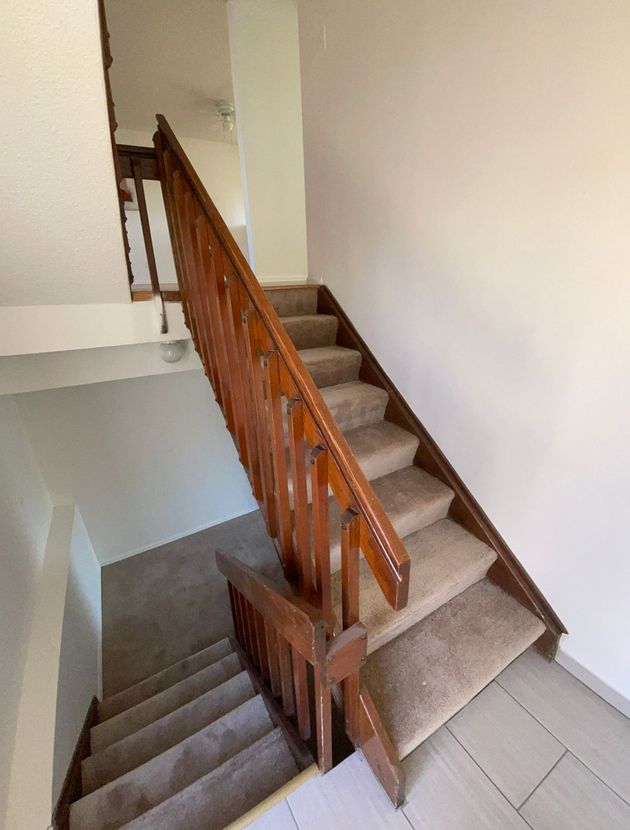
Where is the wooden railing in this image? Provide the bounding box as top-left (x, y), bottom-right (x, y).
top-left (217, 551), bottom-right (405, 805)
top-left (155, 115), bottom-right (409, 803)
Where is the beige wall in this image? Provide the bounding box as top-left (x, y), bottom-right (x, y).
top-left (228, 0), bottom-right (308, 281)
top-left (298, 0), bottom-right (630, 706)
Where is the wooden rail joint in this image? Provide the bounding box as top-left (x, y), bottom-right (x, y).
top-left (324, 623), bottom-right (367, 687)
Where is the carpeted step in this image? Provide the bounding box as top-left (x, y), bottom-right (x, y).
top-left (70, 696), bottom-right (273, 830)
top-left (281, 313), bottom-right (338, 349)
top-left (298, 345), bottom-right (362, 388)
top-left (345, 420), bottom-right (420, 481)
top-left (266, 286), bottom-right (318, 317)
top-left (82, 671), bottom-right (255, 794)
top-left (320, 381), bottom-right (389, 433)
top-left (363, 578), bottom-right (545, 759)
top-left (326, 466), bottom-right (454, 573)
top-left (98, 638), bottom-right (234, 723)
top-left (334, 518), bottom-right (497, 653)
top-left (287, 420), bottom-right (420, 507)
top-left (90, 652), bottom-right (242, 753)
top-left (118, 728), bottom-right (299, 830)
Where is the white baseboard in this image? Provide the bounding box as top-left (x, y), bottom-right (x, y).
top-left (556, 648), bottom-right (630, 718)
top-left (257, 275), bottom-right (310, 286)
top-left (98, 506), bottom-right (259, 568)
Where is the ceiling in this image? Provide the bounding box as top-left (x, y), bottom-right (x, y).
top-left (106, 0), bottom-right (235, 142)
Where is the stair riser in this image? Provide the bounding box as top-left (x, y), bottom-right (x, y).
top-left (282, 315), bottom-right (338, 350)
top-left (82, 672), bottom-right (255, 794)
top-left (90, 652), bottom-right (242, 753)
top-left (302, 350), bottom-right (362, 388)
top-left (98, 638), bottom-right (233, 723)
top-left (265, 287), bottom-right (318, 317)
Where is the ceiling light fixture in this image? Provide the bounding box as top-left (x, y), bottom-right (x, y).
top-left (216, 102), bottom-right (235, 137)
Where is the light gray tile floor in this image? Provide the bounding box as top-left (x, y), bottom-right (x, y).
top-left (247, 648), bottom-right (630, 830)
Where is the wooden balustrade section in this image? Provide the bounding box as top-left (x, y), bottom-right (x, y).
top-left (156, 114), bottom-right (407, 805)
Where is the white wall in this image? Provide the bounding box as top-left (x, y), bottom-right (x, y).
top-left (0, 397), bottom-right (52, 827)
top-left (52, 511), bottom-right (101, 803)
top-left (0, 0), bottom-right (129, 305)
top-left (17, 370), bottom-right (257, 565)
top-left (228, 0), bottom-right (308, 281)
top-left (298, 0), bottom-right (630, 705)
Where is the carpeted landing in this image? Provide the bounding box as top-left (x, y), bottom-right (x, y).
top-left (70, 638), bottom-right (300, 830)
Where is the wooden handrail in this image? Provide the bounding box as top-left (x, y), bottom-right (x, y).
top-left (155, 113), bottom-right (410, 611)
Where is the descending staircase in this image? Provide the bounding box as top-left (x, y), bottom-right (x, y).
top-left (69, 638), bottom-right (305, 830)
top-left (266, 285), bottom-right (546, 760)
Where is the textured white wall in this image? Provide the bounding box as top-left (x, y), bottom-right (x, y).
top-left (298, 0), bottom-right (630, 704)
top-left (0, 397), bottom-right (52, 828)
top-left (0, 0), bottom-right (129, 306)
top-left (17, 371), bottom-right (257, 565)
top-left (227, 0), bottom-right (308, 280)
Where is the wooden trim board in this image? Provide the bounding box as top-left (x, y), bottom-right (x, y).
top-left (51, 696), bottom-right (98, 830)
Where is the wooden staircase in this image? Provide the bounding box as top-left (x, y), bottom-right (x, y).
top-left (64, 114), bottom-right (564, 827)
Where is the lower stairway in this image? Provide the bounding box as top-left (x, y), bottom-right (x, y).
top-left (69, 638), bottom-right (307, 830)
top-left (267, 284), bottom-right (547, 760)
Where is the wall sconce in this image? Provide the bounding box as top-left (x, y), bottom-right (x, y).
top-left (159, 340), bottom-right (187, 363)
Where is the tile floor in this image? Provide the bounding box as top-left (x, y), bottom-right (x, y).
top-left (249, 648), bottom-right (630, 830)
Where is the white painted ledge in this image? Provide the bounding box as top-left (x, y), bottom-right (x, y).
top-left (0, 301), bottom-right (189, 357)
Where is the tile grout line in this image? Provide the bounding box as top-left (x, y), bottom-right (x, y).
top-left (495, 678), bottom-right (630, 808)
top-left (517, 749), bottom-right (567, 813)
top-left (444, 723), bottom-right (535, 829)
top-left (285, 796), bottom-right (301, 830)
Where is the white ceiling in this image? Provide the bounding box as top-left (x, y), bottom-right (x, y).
top-left (107, 0), bottom-right (235, 142)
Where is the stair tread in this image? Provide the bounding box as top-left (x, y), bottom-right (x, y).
top-left (82, 671), bottom-right (256, 794)
top-left (98, 638), bottom-right (234, 723)
top-left (71, 696), bottom-right (273, 830)
top-left (327, 466), bottom-right (454, 571)
top-left (344, 420), bottom-right (420, 480)
top-left (318, 380), bottom-right (389, 433)
top-left (90, 652), bottom-right (242, 753)
top-left (334, 518), bottom-right (497, 652)
top-left (363, 578), bottom-right (545, 759)
top-left (298, 345), bottom-right (362, 388)
top-left (280, 313), bottom-right (338, 349)
top-left (118, 728), bottom-right (299, 830)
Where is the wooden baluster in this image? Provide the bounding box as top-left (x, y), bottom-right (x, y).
top-left (158, 150), bottom-right (191, 333)
top-left (276, 636), bottom-right (295, 717)
top-left (243, 310), bottom-right (277, 538)
top-left (195, 219), bottom-right (235, 431)
top-left (264, 619), bottom-right (281, 698)
top-left (171, 173), bottom-right (202, 352)
top-left (287, 398), bottom-right (314, 600)
top-left (313, 663), bottom-right (333, 773)
top-left (227, 583), bottom-right (243, 647)
top-left (131, 157), bottom-right (167, 333)
top-left (262, 350), bottom-right (294, 576)
top-left (341, 508), bottom-right (361, 744)
top-left (183, 192), bottom-right (213, 377)
top-left (310, 444), bottom-right (333, 631)
top-left (192, 217), bottom-right (223, 405)
top-left (245, 601), bottom-right (262, 670)
top-left (226, 272), bottom-right (261, 499)
top-left (292, 647), bottom-right (311, 741)
top-left (254, 611), bottom-right (270, 683)
top-left (237, 592), bottom-right (254, 661)
top-left (212, 263), bottom-right (248, 465)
